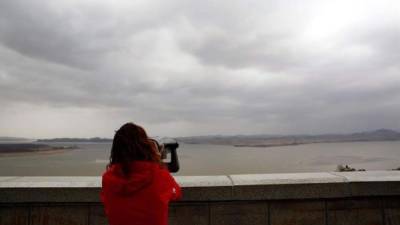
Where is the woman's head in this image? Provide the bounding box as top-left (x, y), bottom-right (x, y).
top-left (108, 122), bottom-right (161, 175)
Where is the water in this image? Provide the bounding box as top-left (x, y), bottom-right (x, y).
top-left (0, 141), bottom-right (399, 176)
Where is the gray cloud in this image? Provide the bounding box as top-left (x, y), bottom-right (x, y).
top-left (0, 0), bottom-right (399, 138)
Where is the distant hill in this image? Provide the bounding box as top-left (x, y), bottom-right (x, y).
top-left (349, 129), bottom-right (400, 140)
top-left (37, 137), bottom-right (112, 143)
top-left (176, 129), bottom-right (400, 147)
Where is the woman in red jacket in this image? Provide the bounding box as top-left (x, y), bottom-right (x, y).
top-left (101, 122), bottom-right (182, 225)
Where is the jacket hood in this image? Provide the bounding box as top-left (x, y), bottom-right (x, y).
top-left (103, 161), bottom-right (159, 196)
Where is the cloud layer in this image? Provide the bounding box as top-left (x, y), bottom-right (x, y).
top-left (0, 0), bottom-right (399, 138)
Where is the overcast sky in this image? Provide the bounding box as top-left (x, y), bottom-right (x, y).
top-left (0, 0), bottom-right (399, 138)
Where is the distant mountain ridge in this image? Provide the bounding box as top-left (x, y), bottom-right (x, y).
top-left (176, 129), bottom-right (400, 147)
top-left (5, 129), bottom-right (400, 146)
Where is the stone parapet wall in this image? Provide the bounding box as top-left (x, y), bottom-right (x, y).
top-left (0, 171), bottom-right (399, 225)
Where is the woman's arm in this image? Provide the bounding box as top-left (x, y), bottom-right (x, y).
top-left (169, 173), bottom-right (182, 201)
top-left (161, 169), bottom-right (182, 201)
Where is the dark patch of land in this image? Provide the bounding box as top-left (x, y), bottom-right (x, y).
top-left (0, 143), bottom-right (77, 154)
top-left (176, 129), bottom-right (400, 147)
top-left (0, 137), bottom-right (32, 142)
top-left (37, 137), bottom-right (112, 143)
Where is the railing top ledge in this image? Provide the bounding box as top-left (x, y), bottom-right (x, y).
top-left (0, 171), bottom-right (399, 202)
top-left (0, 171), bottom-right (399, 188)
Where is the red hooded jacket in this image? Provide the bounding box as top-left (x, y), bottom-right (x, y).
top-left (100, 161), bottom-right (182, 225)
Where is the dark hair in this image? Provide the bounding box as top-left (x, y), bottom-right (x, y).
top-left (108, 122), bottom-right (161, 176)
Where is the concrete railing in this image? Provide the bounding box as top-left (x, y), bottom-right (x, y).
top-left (0, 171), bottom-right (399, 225)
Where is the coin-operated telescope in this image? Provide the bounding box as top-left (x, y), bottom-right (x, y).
top-left (150, 138), bottom-right (180, 173)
